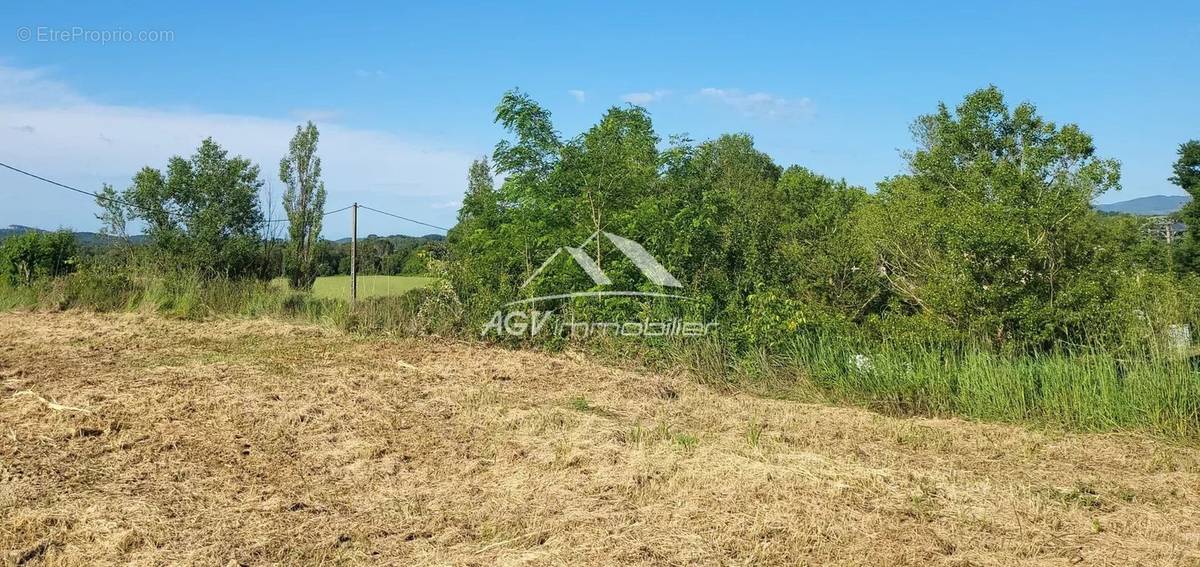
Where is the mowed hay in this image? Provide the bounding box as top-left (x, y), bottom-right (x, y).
top-left (1, 312), bottom-right (1199, 565)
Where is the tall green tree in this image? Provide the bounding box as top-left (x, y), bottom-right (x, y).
top-left (555, 105), bottom-right (658, 267)
top-left (861, 86), bottom-right (1122, 347)
top-left (448, 156), bottom-right (512, 320)
top-left (491, 89), bottom-right (564, 279)
top-left (119, 137), bottom-right (265, 277)
top-left (1171, 140), bottom-right (1200, 195)
top-left (458, 157), bottom-right (498, 226)
top-left (772, 166), bottom-right (870, 315)
top-left (1170, 140), bottom-right (1200, 272)
top-left (280, 121), bottom-right (327, 288)
top-left (650, 133), bottom-right (781, 305)
top-left (94, 183), bottom-right (128, 242)
top-left (493, 89), bottom-right (561, 182)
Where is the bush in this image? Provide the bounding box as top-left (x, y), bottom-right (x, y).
top-left (0, 230), bottom-right (77, 286)
top-left (62, 271), bottom-right (141, 311)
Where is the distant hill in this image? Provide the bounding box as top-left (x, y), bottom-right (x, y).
top-left (0, 225), bottom-right (38, 240)
top-left (331, 233), bottom-right (445, 245)
top-left (0, 225), bottom-right (147, 246)
top-left (1095, 195), bottom-right (1190, 216)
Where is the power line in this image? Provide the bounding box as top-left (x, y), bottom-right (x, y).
top-left (0, 159), bottom-right (291, 223)
top-left (0, 160), bottom-right (450, 233)
top-left (265, 204), bottom-right (354, 224)
top-left (322, 204), bottom-right (354, 217)
top-left (358, 204), bottom-right (451, 232)
top-left (0, 160), bottom-right (128, 205)
top-left (0, 160), bottom-right (355, 226)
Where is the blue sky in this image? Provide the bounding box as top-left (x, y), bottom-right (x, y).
top-left (1, 1), bottom-right (1197, 238)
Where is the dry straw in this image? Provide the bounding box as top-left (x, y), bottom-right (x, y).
top-left (2, 311), bottom-right (1198, 565)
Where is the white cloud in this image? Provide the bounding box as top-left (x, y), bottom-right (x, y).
top-left (567, 89), bottom-right (587, 103)
top-left (620, 90), bottom-right (671, 105)
top-left (0, 64), bottom-right (473, 234)
top-left (698, 88), bottom-right (814, 120)
top-left (0, 65), bottom-right (84, 106)
top-left (431, 200), bottom-right (461, 210)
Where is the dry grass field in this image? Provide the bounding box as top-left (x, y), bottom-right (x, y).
top-left (2, 311), bottom-right (1200, 565)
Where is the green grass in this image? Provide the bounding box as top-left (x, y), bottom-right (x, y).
top-left (273, 275), bottom-right (439, 299)
top-left (765, 335), bottom-right (1200, 438)
top-left (313, 275), bottom-right (438, 299)
top-left (673, 432), bottom-right (699, 451)
top-left (0, 270), bottom-right (459, 337)
top-left (568, 395), bottom-right (592, 412)
top-left (6, 269), bottom-right (1200, 440)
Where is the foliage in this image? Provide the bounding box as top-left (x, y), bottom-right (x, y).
top-left (859, 86), bottom-right (1126, 350)
top-left (0, 264), bottom-right (453, 336)
top-left (0, 230), bottom-right (77, 286)
top-left (94, 183), bottom-right (129, 241)
top-left (556, 105), bottom-right (659, 264)
top-left (115, 138), bottom-right (266, 278)
top-left (311, 235), bottom-right (443, 277)
top-left (280, 121), bottom-right (328, 289)
top-left (447, 86), bottom-right (1195, 358)
top-left (1171, 140), bottom-right (1200, 272)
top-left (16, 85), bottom-right (1199, 439)
top-left (1170, 140), bottom-right (1200, 195)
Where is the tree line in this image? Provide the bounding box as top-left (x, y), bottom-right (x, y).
top-left (4, 85), bottom-right (1198, 356)
top-left (449, 86), bottom-right (1199, 353)
top-left (1, 122), bottom-right (443, 288)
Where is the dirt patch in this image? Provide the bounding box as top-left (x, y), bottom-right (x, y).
top-left (1, 311), bottom-right (1199, 565)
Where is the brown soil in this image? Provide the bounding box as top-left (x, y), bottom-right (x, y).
top-left (1, 311), bottom-right (1199, 565)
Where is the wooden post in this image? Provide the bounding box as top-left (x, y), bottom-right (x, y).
top-left (350, 202), bottom-right (358, 308)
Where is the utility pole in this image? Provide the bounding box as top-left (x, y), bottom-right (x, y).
top-left (350, 202), bottom-right (358, 308)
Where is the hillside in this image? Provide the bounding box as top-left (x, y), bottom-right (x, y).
top-left (331, 233), bottom-right (446, 245)
top-left (0, 225), bottom-right (148, 246)
top-left (1095, 195), bottom-right (1190, 216)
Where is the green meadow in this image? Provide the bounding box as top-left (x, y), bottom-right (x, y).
top-left (273, 275), bottom-right (439, 299)
top-left (313, 275), bottom-right (439, 299)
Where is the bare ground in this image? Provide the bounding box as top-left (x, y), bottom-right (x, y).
top-left (1, 311), bottom-right (1199, 566)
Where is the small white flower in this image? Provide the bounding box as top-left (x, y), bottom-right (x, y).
top-left (852, 353), bottom-right (873, 372)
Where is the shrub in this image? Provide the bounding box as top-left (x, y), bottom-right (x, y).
top-left (0, 230), bottom-right (77, 286)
